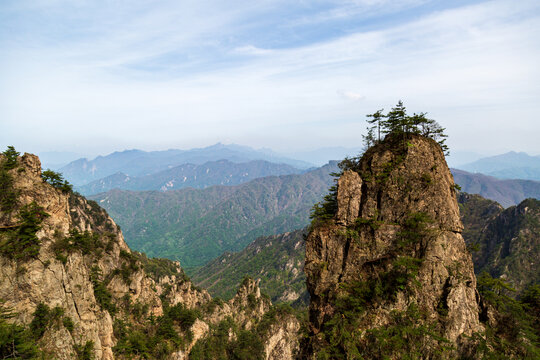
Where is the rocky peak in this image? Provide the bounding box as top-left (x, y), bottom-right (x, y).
top-left (304, 134), bottom-right (483, 358)
top-left (0, 152), bottom-right (210, 359)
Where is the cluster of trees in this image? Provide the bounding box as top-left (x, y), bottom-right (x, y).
top-left (363, 101), bottom-right (449, 155)
top-left (42, 169), bottom-right (73, 193)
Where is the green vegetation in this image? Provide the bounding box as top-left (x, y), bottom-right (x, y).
top-left (52, 229), bottom-right (113, 266)
top-left (363, 101), bottom-right (448, 155)
top-left (460, 196), bottom-right (540, 294)
top-left (0, 201), bottom-right (49, 261)
top-left (41, 169), bottom-right (73, 193)
top-left (315, 210), bottom-right (437, 357)
top-left (133, 251), bottom-right (184, 281)
top-left (90, 266), bottom-right (116, 315)
top-left (74, 341), bottom-right (94, 360)
top-left (192, 230), bottom-right (306, 304)
top-left (0, 147), bottom-right (20, 213)
top-left (89, 162), bottom-right (338, 268)
top-left (113, 302), bottom-right (201, 358)
top-left (190, 304), bottom-right (298, 360)
top-left (0, 300), bottom-right (42, 359)
top-left (310, 184), bottom-right (338, 223)
top-left (474, 272), bottom-right (540, 358)
top-left (2, 146), bottom-right (20, 170)
top-left (29, 303), bottom-right (69, 340)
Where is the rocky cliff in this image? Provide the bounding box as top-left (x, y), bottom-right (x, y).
top-left (303, 134), bottom-right (484, 358)
top-left (0, 152), bottom-right (300, 360)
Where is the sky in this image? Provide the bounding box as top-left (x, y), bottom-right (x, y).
top-left (1, 0), bottom-right (539, 161)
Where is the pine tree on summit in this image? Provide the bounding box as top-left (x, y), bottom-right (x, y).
top-left (363, 101), bottom-right (449, 155)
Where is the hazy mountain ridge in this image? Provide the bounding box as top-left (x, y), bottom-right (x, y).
top-left (451, 168), bottom-right (540, 207)
top-left (458, 151), bottom-right (540, 181)
top-left (60, 143), bottom-right (314, 186)
top-left (90, 161), bottom-right (340, 268)
top-left (78, 159), bottom-right (303, 195)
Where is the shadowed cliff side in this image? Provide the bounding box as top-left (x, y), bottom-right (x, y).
top-left (302, 134), bottom-right (484, 358)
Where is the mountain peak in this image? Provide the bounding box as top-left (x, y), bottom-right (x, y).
top-left (303, 134), bottom-right (483, 358)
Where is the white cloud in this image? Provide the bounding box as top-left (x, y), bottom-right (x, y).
top-left (1, 0), bottom-right (540, 155)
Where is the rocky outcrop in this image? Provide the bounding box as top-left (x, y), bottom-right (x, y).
top-left (0, 153), bottom-right (209, 358)
top-left (304, 135), bottom-right (484, 358)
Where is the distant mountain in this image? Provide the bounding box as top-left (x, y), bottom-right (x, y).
top-left (458, 194), bottom-right (540, 293)
top-left (60, 143), bottom-right (314, 185)
top-left (35, 150), bottom-right (86, 170)
top-left (89, 161), bottom-right (339, 268)
top-left (191, 229), bottom-right (307, 305)
top-left (78, 159), bottom-right (303, 195)
top-left (451, 168), bottom-right (540, 207)
top-left (284, 146), bottom-right (362, 167)
top-left (458, 151), bottom-right (540, 180)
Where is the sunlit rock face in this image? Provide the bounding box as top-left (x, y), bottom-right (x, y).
top-left (303, 135), bottom-right (483, 359)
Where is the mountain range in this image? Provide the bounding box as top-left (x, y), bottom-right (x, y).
top-left (59, 143), bottom-right (314, 186)
top-left (78, 159), bottom-right (303, 195)
top-left (87, 162), bottom-right (540, 271)
top-left (458, 151), bottom-right (540, 181)
top-left (90, 161), bottom-right (340, 268)
top-left (451, 168), bottom-right (540, 207)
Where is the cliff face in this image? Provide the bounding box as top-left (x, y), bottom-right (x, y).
top-left (0, 153), bottom-right (210, 359)
top-left (473, 198), bottom-right (540, 293)
top-left (304, 135), bottom-right (483, 358)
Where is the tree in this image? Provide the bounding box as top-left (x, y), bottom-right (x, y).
top-left (41, 169), bottom-right (73, 193)
top-left (2, 146), bottom-right (20, 170)
top-left (363, 102), bottom-right (449, 155)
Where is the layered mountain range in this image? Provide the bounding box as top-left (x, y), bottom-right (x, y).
top-left (59, 144), bottom-right (313, 186)
top-left (78, 160), bottom-right (303, 196)
top-left (89, 162), bottom-right (339, 268)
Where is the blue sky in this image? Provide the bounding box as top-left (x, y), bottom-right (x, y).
top-left (1, 0), bottom-right (539, 160)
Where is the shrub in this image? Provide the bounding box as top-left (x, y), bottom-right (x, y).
top-left (0, 202), bottom-right (49, 261)
top-left (0, 300), bottom-right (41, 359)
top-left (74, 341), bottom-right (94, 360)
top-left (63, 316), bottom-right (74, 333)
top-left (90, 266), bottom-right (116, 315)
top-left (30, 303), bottom-right (51, 339)
top-left (0, 166), bottom-right (18, 212)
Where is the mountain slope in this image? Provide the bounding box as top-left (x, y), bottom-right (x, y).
top-left (191, 229), bottom-right (306, 304)
top-left (78, 159), bottom-right (302, 195)
top-left (90, 162), bottom-right (339, 268)
top-left (60, 143), bottom-right (313, 185)
top-left (469, 198), bottom-right (540, 293)
top-left (451, 168), bottom-right (540, 207)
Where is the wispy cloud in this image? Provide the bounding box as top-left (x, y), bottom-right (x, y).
top-left (1, 0), bottom-right (539, 156)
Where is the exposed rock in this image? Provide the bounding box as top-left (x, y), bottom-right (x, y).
top-left (263, 313), bottom-right (301, 360)
top-left (304, 135), bottom-right (483, 358)
top-left (472, 198), bottom-right (540, 293)
top-left (336, 170), bottom-right (363, 226)
top-left (0, 153), bottom-right (209, 359)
